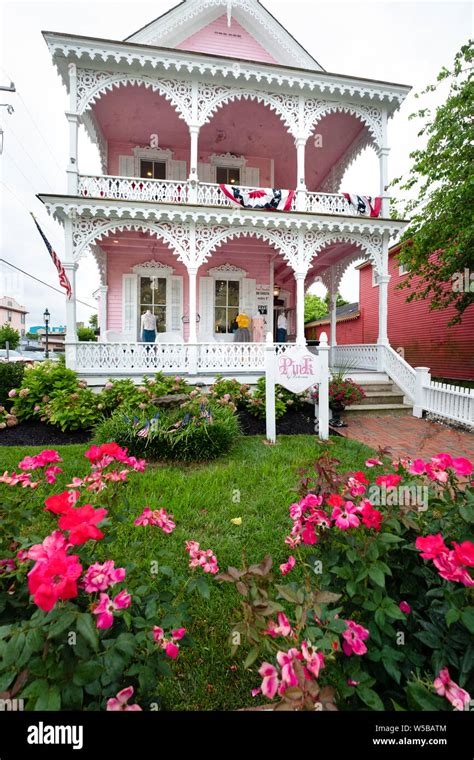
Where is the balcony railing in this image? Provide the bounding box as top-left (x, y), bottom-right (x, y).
top-left (78, 174), bottom-right (381, 217)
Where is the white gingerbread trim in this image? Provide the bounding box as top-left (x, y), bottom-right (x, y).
top-left (207, 262), bottom-right (248, 278)
top-left (132, 259), bottom-right (175, 277)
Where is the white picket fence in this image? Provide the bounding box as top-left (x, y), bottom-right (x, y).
top-left (419, 376), bottom-right (474, 427)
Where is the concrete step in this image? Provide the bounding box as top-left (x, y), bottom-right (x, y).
top-left (343, 403), bottom-right (413, 417)
top-left (361, 390), bottom-right (405, 406)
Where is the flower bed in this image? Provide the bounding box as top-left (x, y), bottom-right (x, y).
top-left (0, 441), bottom-right (472, 712)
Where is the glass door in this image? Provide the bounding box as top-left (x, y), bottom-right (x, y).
top-left (139, 276), bottom-right (167, 334)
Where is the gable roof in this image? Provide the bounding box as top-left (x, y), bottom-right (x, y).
top-left (125, 0), bottom-right (323, 70)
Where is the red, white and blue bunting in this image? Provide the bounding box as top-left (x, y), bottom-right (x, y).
top-left (342, 193), bottom-right (382, 218)
top-left (219, 185), bottom-right (295, 212)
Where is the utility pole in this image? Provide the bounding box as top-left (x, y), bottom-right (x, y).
top-left (0, 81), bottom-right (16, 155)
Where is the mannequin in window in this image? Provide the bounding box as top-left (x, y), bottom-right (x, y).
top-left (141, 309), bottom-right (157, 343)
top-left (277, 311), bottom-right (288, 343)
top-left (234, 313), bottom-right (251, 342)
top-left (252, 312), bottom-right (265, 343)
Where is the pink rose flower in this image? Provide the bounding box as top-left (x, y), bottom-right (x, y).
top-left (106, 686), bottom-right (142, 711)
top-left (434, 668), bottom-right (470, 711)
top-left (342, 620), bottom-right (370, 656)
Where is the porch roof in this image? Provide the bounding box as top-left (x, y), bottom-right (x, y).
top-left (37, 193), bottom-right (409, 235)
top-left (42, 30), bottom-right (411, 111)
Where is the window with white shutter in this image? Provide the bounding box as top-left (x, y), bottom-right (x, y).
top-left (122, 274), bottom-right (138, 339)
top-left (168, 276), bottom-right (184, 333)
top-left (242, 167), bottom-right (260, 187)
top-left (169, 160), bottom-right (187, 181)
top-left (119, 156), bottom-right (135, 177)
top-left (197, 163), bottom-right (213, 183)
top-left (198, 277), bottom-right (215, 339)
top-left (241, 278), bottom-right (257, 317)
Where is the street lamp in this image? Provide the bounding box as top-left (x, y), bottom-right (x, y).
top-left (43, 308), bottom-right (50, 359)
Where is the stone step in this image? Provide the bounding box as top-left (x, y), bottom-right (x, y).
top-left (361, 390), bottom-right (405, 406)
top-left (343, 403), bottom-right (413, 417)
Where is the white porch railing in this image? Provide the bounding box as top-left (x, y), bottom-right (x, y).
top-left (78, 174), bottom-right (374, 217)
top-left (75, 342), bottom-right (190, 373)
top-left (73, 341), bottom-right (294, 376)
top-left (79, 175), bottom-right (189, 204)
top-left (332, 344), bottom-right (379, 371)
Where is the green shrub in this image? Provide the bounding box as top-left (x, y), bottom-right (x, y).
top-left (99, 379), bottom-right (146, 415)
top-left (0, 323), bottom-right (20, 349)
top-left (246, 377), bottom-right (307, 420)
top-left (93, 396), bottom-right (239, 462)
top-left (0, 362), bottom-right (25, 407)
top-left (43, 388), bottom-right (102, 431)
top-left (77, 326), bottom-right (97, 342)
top-left (208, 376), bottom-right (251, 409)
top-left (8, 358), bottom-right (79, 421)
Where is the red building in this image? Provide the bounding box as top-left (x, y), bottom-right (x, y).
top-left (305, 244), bottom-right (474, 381)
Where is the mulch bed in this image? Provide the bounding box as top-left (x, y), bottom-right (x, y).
top-left (0, 410), bottom-right (334, 448)
top-left (238, 408), bottom-right (316, 436)
top-left (0, 421), bottom-right (93, 447)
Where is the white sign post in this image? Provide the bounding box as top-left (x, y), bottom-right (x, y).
top-left (264, 332), bottom-right (329, 443)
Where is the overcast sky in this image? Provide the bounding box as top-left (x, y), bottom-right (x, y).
top-left (0, 0), bottom-right (472, 329)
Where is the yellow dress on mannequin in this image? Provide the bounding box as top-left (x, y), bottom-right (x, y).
top-left (234, 313), bottom-right (251, 342)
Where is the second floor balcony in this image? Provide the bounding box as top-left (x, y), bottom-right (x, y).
top-left (77, 173), bottom-right (384, 216)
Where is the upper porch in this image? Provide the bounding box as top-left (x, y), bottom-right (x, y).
top-left (44, 30), bottom-right (410, 219)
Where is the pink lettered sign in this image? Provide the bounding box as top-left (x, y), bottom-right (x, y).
top-left (275, 347), bottom-right (321, 393)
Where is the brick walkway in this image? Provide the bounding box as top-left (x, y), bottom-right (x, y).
top-left (338, 415), bottom-right (474, 461)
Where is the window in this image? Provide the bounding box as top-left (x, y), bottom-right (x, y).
top-left (140, 276), bottom-right (167, 333)
top-left (216, 166), bottom-right (240, 185)
top-left (372, 268), bottom-right (379, 288)
top-left (7, 310), bottom-right (12, 321)
top-left (399, 263), bottom-right (409, 276)
top-left (140, 160), bottom-right (166, 180)
top-left (21, 314), bottom-right (25, 324)
top-left (214, 279), bottom-right (240, 334)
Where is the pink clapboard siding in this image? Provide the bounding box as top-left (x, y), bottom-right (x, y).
top-left (106, 240), bottom-right (295, 340)
top-left (176, 14), bottom-right (277, 64)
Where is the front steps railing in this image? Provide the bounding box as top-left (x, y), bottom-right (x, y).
top-left (332, 344), bottom-right (474, 428)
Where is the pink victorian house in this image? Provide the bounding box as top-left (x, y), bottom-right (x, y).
top-left (40, 0), bottom-right (411, 385)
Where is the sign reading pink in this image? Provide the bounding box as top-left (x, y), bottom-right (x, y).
top-left (276, 347), bottom-right (321, 393)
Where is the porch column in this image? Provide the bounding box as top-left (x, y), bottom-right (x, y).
top-left (329, 293), bottom-right (338, 349)
top-left (98, 285), bottom-right (108, 342)
top-left (378, 108), bottom-right (390, 217)
top-left (377, 232), bottom-right (391, 346)
top-left (295, 271), bottom-right (306, 345)
top-left (66, 63), bottom-right (79, 194)
top-left (188, 266), bottom-right (198, 343)
top-left (295, 136), bottom-right (307, 211)
top-left (188, 124), bottom-right (200, 203)
top-left (64, 217), bottom-right (77, 344)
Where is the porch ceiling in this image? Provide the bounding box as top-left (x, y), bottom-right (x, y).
top-left (306, 242), bottom-right (364, 282)
top-left (91, 84), bottom-right (371, 192)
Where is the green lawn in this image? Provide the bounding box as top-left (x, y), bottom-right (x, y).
top-left (1, 435), bottom-right (375, 710)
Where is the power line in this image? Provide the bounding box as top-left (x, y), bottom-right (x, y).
top-left (1, 178), bottom-right (64, 250)
top-left (0, 258), bottom-right (96, 310)
top-left (0, 64), bottom-right (64, 176)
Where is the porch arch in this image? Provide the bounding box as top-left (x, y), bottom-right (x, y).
top-left (196, 87), bottom-right (299, 136)
top-left (195, 226), bottom-right (299, 270)
top-left (305, 100), bottom-right (383, 149)
top-left (305, 232), bottom-right (383, 276)
top-left (76, 69), bottom-right (192, 122)
top-left (72, 219), bottom-right (189, 264)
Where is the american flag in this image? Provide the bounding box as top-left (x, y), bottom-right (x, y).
top-left (31, 215), bottom-right (72, 299)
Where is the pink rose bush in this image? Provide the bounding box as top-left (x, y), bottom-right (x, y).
top-left (219, 450), bottom-right (474, 712)
top-left (0, 442), bottom-right (205, 711)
